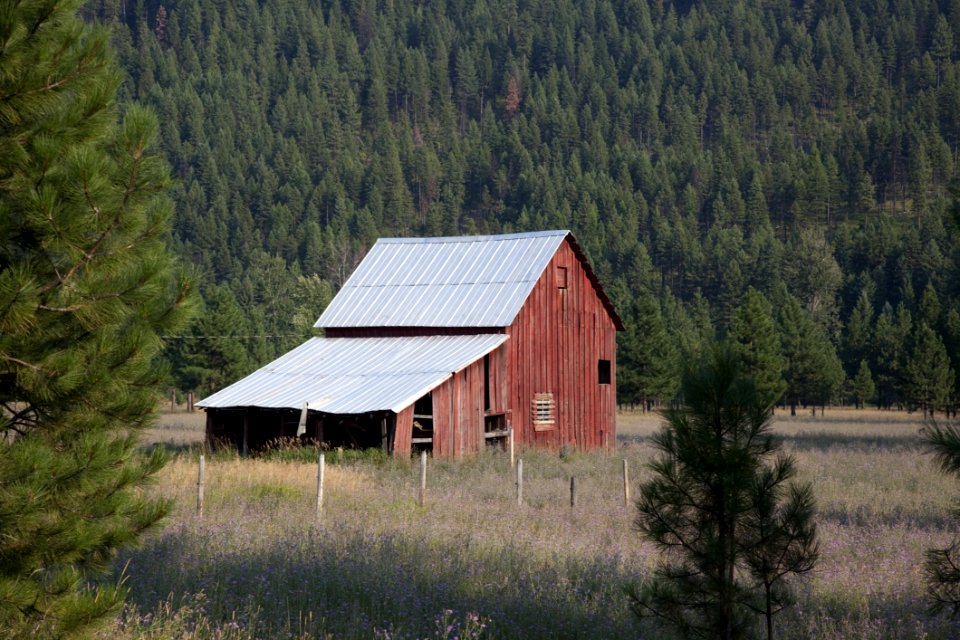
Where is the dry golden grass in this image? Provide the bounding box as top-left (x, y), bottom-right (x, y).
top-left (153, 405), bottom-right (926, 445)
top-left (114, 408), bottom-right (957, 639)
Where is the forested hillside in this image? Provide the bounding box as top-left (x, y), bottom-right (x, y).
top-left (91, 0), bottom-right (960, 412)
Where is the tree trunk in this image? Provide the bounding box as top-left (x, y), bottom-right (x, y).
top-left (765, 582), bottom-right (773, 640)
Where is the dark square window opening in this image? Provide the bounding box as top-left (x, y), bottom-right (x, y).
top-left (598, 359), bottom-right (611, 385)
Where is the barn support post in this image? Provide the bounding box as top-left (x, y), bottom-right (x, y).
top-left (296, 403), bottom-right (308, 438)
top-left (242, 409), bottom-right (249, 457)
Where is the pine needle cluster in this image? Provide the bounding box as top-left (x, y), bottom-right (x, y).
top-left (921, 421), bottom-right (960, 616)
top-left (0, 1), bottom-right (195, 636)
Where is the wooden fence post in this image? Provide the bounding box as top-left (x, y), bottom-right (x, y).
top-left (623, 459), bottom-right (630, 507)
top-left (197, 455), bottom-right (205, 518)
top-left (419, 451), bottom-right (427, 507)
top-left (516, 458), bottom-right (523, 506)
top-left (315, 452), bottom-right (325, 518)
top-left (570, 476), bottom-right (576, 508)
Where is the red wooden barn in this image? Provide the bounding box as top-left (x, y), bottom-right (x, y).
top-left (198, 230), bottom-right (624, 457)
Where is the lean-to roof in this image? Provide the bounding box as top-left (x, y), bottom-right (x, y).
top-left (196, 334), bottom-right (507, 414)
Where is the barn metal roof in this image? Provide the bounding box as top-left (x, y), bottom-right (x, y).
top-left (196, 334), bottom-right (508, 414)
top-left (316, 230), bottom-right (570, 328)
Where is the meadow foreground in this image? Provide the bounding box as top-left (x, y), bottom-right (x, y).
top-left (107, 409), bottom-right (958, 639)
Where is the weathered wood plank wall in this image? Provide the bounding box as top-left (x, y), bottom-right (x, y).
top-left (506, 240), bottom-right (617, 451)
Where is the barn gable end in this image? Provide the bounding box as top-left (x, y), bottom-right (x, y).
top-left (505, 239), bottom-right (618, 450)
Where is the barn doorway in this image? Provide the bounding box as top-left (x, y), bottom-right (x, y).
top-left (412, 394), bottom-right (434, 453)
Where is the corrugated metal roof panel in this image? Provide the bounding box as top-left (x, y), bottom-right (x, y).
top-left (316, 230), bottom-right (569, 328)
top-left (197, 334), bottom-right (508, 414)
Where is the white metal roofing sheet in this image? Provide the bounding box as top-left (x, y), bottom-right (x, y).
top-left (196, 334), bottom-right (508, 414)
top-left (316, 230), bottom-right (569, 328)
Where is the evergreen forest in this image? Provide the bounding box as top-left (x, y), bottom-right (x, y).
top-left (87, 0), bottom-right (960, 413)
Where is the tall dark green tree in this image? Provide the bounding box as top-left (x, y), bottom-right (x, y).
top-left (872, 303), bottom-right (913, 408)
top-left (172, 284), bottom-right (255, 397)
top-left (742, 459), bottom-right (819, 640)
top-left (841, 287), bottom-right (874, 377)
top-left (921, 421), bottom-right (960, 615)
top-left (631, 343), bottom-right (817, 640)
top-left (851, 359), bottom-right (876, 409)
top-left (777, 293), bottom-right (844, 414)
top-left (906, 323), bottom-right (955, 417)
top-left (728, 288), bottom-right (786, 407)
top-left (0, 1), bottom-right (194, 636)
top-left (618, 293), bottom-right (679, 410)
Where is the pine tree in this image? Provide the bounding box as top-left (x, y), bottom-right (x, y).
top-left (873, 303), bottom-right (913, 409)
top-left (906, 323), bottom-right (955, 417)
top-left (742, 459), bottom-right (819, 640)
top-left (851, 360), bottom-right (876, 409)
top-left (631, 343), bottom-right (817, 640)
top-left (780, 228), bottom-right (842, 337)
top-left (922, 421), bottom-right (960, 615)
top-left (174, 285), bottom-right (256, 396)
top-left (842, 287), bottom-right (874, 376)
top-left (728, 288), bottom-right (787, 407)
top-left (778, 293), bottom-right (843, 414)
top-left (0, 2), bottom-right (194, 636)
top-left (919, 282), bottom-right (942, 328)
top-left (618, 293), bottom-right (679, 410)
top-left (933, 14), bottom-right (953, 87)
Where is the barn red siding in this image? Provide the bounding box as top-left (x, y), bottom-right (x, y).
top-left (505, 239), bottom-right (617, 450)
top-left (410, 353), bottom-right (501, 459)
top-left (393, 405), bottom-right (414, 457)
top-left (431, 378), bottom-right (452, 457)
top-left (459, 359), bottom-right (485, 456)
top-left (487, 344), bottom-right (508, 415)
top-left (328, 235), bottom-right (617, 459)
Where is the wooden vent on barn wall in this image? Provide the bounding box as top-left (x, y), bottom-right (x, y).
top-left (532, 393), bottom-right (556, 431)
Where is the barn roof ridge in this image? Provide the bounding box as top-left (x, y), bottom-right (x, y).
top-left (375, 229), bottom-right (570, 243)
top-left (316, 229), bottom-right (623, 330)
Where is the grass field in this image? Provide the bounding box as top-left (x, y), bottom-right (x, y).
top-left (103, 408), bottom-right (959, 639)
